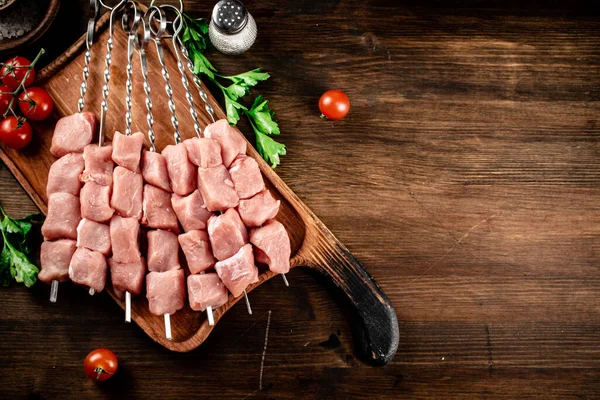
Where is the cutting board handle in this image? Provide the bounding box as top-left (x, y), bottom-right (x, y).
top-left (302, 221), bottom-right (399, 366)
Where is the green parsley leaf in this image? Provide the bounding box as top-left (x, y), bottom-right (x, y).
top-left (0, 205), bottom-right (43, 288)
top-left (245, 96), bottom-right (286, 168)
top-left (219, 68), bottom-right (270, 89)
top-left (255, 131), bottom-right (287, 168)
top-left (223, 93), bottom-right (247, 125)
top-left (246, 95), bottom-right (281, 135)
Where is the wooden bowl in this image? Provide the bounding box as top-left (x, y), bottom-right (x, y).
top-left (0, 0), bottom-right (60, 54)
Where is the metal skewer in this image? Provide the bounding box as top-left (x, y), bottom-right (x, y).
top-left (243, 290), bottom-right (253, 315)
top-left (121, 0), bottom-right (142, 322)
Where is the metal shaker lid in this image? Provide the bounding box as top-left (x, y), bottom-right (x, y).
top-left (212, 0), bottom-right (248, 35)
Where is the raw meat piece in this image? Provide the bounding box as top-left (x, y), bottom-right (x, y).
top-left (187, 273), bottom-right (228, 312)
top-left (68, 247), bottom-right (107, 292)
top-left (214, 244), bottom-right (258, 297)
top-left (171, 190), bottom-right (212, 232)
top-left (110, 215), bottom-right (141, 263)
top-left (111, 166), bottom-right (143, 219)
top-left (142, 184), bottom-right (179, 232)
top-left (141, 151), bottom-right (171, 192)
top-left (204, 119), bottom-right (247, 167)
top-left (38, 240), bottom-right (77, 284)
top-left (207, 208), bottom-right (248, 261)
top-left (111, 131), bottom-right (145, 171)
top-left (108, 257), bottom-right (146, 299)
top-left (197, 165), bottom-right (239, 212)
top-left (50, 112), bottom-right (97, 157)
top-left (184, 137), bottom-right (222, 168)
top-left (42, 192), bottom-right (81, 240)
top-left (46, 153), bottom-right (84, 197)
top-left (76, 218), bottom-right (111, 255)
top-left (80, 144), bottom-right (114, 186)
top-left (229, 155), bottom-right (265, 199)
top-left (162, 143), bottom-right (196, 196)
top-left (80, 181), bottom-right (114, 222)
top-left (146, 269), bottom-right (186, 316)
top-left (237, 190), bottom-right (280, 228)
top-left (249, 219), bottom-right (291, 274)
top-left (147, 230), bottom-right (180, 272)
top-left (178, 230), bottom-right (215, 274)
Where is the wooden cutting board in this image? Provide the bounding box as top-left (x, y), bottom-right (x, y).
top-left (0, 10), bottom-right (398, 365)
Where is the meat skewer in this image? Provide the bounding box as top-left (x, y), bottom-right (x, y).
top-left (137, 10), bottom-right (184, 340)
top-left (107, 0), bottom-right (144, 323)
top-left (75, 0), bottom-right (128, 298)
top-left (167, 6), bottom-right (252, 321)
top-left (41, 0), bottom-right (100, 303)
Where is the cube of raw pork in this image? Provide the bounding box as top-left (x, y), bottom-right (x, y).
top-left (249, 219), bottom-right (291, 274)
top-left (229, 155), bottom-right (265, 199)
top-left (111, 166), bottom-right (143, 219)
top-left (146, 269), bottom-right (186, 316)
top-left (42, 192), bottom-right (81, 240)
top-left (147, 230), bottom-right (180, 272)
top-left (162, 143), bottom-right (197, 196)
top-left (68, 247), bottom-right (107, 292)
top-left (197, 165), bottom-right (239, 212)
top-left (76, 218), bottom-right (111, 255)
top-left (80, 144), bottom-right (114, 186)
top-left (108, 257), bottom-right (146, 300)
top-left (184, 137), bottom-right (222, 168)
top-left (46, 153), bottom-right (84, 197)
top-left (142, 184), bottom-right (179, 232)
top-left (238, 190), bottom-right (280, 228)
top-left (204, 119), bottom-right (247, 167)
top-left (110, 215), bottom-right (141, 263)
top-left (112, 131), bottom-right (145, 172)
top-left (80, 181), bottom-right (114, 222)
top-left (39, 240), bottom-right (77, 284)
top-left (171, 190), bottom-right (212, 232)
top-left (178, 230), bottom-right (216, 274)
top-left (187, 273), bottom-right (228, 312)
top-left (207, 208), bottom-right (248, 261)
top-left (50, 112), bottom-right (97, 157)
top-left (215, 244), bottom-right (258, 297)
top-left (141, 151), bottom-right (171, 192)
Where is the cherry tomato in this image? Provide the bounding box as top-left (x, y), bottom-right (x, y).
top-left (1, 57), bottom-right (35, 90)
top-left (319, 90), bottom-right (350, 120)
top-left (84, 348), bottom-right (118, 382)
top-left (0, 116), bottom-right (32, 150)
top-left (0, 85), bottom-right (13, 116)
top-left (18, 87), bottom-right (54, 121)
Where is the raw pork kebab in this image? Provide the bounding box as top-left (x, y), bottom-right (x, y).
top-left (39, 115), bottom-right (291, 335)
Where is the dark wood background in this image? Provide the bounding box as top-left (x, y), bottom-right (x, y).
top-left (1, 0), bottom-right (599, 398)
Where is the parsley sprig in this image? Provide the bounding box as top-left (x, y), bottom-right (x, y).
top-left (0, 204), bottom-right (44, 288)
top-left (181, 14), bottom-right (286, 168)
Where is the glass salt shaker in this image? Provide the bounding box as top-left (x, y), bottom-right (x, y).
top-left (209, 0), bottom-right (257, 55)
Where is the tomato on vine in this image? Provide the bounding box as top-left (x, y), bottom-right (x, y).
top-left (18, 87), bottom-right (54, 121)
top-left (0, 116), bottom-right (32, 149)
top-left (1, 57), bottom-right (36, 90)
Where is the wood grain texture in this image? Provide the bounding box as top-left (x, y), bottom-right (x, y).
top-left (1, 0), bottom-right (600, 398)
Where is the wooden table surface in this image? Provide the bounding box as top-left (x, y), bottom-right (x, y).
top-left (1, 0), bottom-right (599, 398)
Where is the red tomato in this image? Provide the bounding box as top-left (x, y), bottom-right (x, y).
top-left (319, 90), bottom-right (350, 120)
top-left (18, 87), bottom-right (54, 121)
top-left (84, 348), bottom-right (118, 382)
top-left (1, 57), bottom-right (36, 90)
top-left (0, 85), bottom-right (13, 116)
top-left (0, 117), bottom-right (32, 150)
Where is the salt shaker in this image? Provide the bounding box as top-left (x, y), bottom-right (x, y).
top-left (209, 0), bottom-right (257, 55)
